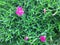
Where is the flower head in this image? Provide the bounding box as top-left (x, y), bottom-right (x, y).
top-left (24, 36), bottom-right (29, 40)
top-left (39, 36), bottom-right (46, 42)
top-left (16, 6), bottom-right (24, 16)
top-left (44, 8), bottom-right (46, 13)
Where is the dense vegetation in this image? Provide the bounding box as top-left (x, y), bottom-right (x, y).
top-left (0, 0), bottom-right (60, 45)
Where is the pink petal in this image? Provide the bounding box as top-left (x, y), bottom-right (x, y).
top-left (44, 8), bottom-right (46, 13)
top-left (24, 36), bottom-right (29, 40)
top-left (16, 6), bottom-right (24, 16)
top-left (39, 36), bottom-right (46, 42)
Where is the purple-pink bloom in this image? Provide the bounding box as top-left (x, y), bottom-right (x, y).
top-left (39, 36), bottom-right (46, 42)
top-left (16, 6), bottom-right (24, 16)
top-left (44, 8), bottom-right (46, 13)
top-left (24, 36), bottom-right (29, 40)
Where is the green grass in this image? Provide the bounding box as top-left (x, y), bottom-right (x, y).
top-left (0, 0), bottom-right (60, 45)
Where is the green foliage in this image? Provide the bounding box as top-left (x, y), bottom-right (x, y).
top-left (0, 0), bottom-right (60, 45)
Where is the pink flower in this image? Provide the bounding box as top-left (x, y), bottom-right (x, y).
top-left (24, 36), bottom-right (29, 40)
top-left (16, 6), bottom-right (24, 16)
top-left (39, 36), bottom-right (46, 42)
top-left (43, 8), bottom-right (46, 13)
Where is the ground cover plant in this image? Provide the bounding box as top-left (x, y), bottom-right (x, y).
top-left (0, 0), bottom-right (60, 45)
